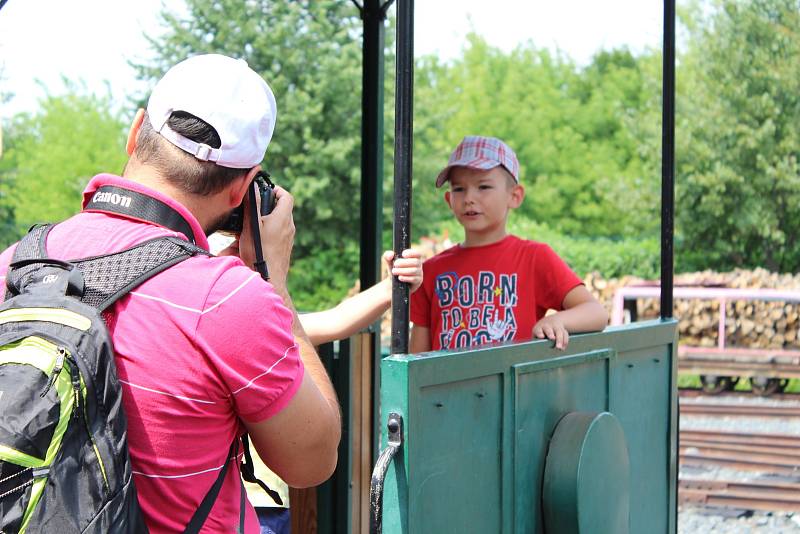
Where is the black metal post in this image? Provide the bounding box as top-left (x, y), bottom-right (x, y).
top-left (661, 0), bottom-right (675, 319)
top-left (662, 2), bottom-right (678, 532)
top-left (358, 0), bottom-right (390, 309)
top-left (391, 0), bottom-right (413, 355)
top-left (355, 0), bottom-right (395, 475)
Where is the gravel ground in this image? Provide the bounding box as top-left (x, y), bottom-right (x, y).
top-left (679, 506), bottom-right (800, 533)
top-left (680, 414), bottom-right (800, 435)
top-left (678, 394), bottom-right (800, 533)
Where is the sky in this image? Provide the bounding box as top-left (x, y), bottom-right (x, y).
top-left (0, 0), bottom-right (664, 120)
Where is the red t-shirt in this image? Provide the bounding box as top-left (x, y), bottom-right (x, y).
top-left (410, 235), bottom-right (582, 351)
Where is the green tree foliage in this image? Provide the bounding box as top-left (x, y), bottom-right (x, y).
top-left (678, 0), bottom-right (800, 272)
top-left (0, 125), bottom-right (17, 248)
top-left (135, 1), bottom-right (367, 309)
top-left (0, 0), bottom-right (783, 306)
top-left (1, 86), bottom-right (127, 245)
top-left (412, 35), bottom-right (657, 241)
top-left (0, 67), bottom-right (16, 245)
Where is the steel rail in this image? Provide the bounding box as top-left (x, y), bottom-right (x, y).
top-left (679, 479), bottom-right (800, 512)
top-left (680, 453), bottom-right (800, 475)
top-left (680, 445), bottom-right (800, 464)
top-left (680, 429), bottom-right (800, 448)
top-left (678, 388), bottom-right (800, 401)
top-left (679, 403), bottom-right (800, 417)
top-left (680, 440), bottom-right (800, 458)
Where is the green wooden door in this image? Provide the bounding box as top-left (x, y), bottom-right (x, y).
top-left (377, 320), bottom-right (678, 534)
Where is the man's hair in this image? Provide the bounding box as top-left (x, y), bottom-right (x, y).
top-left (133, 111), bottom-right (247, 195)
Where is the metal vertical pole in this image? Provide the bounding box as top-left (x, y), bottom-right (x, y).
top-left (359, 0), bottom-right (389, 307)
top-left (661, 2), bottom-right (678, 533)
top-left (358, 0), bottom-right (392, 460)
top-left (661, 0), bottom-right (675, 320)
top-left (391, 0), bottom-right (413, 355)
top-left (354, 0), bottom-right (395, 517)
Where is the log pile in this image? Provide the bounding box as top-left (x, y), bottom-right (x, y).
top-left (584, 268), bottom-right (800, 351)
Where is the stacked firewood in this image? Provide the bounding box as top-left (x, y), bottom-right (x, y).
top-left (584, 268), bottom-right (800, 351)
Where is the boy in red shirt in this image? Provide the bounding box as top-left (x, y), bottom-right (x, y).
top-left (410, 136), bottom-right (608, 352)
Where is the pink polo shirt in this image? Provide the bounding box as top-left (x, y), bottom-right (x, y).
top-left (0, 174), bottom-right (304, 533)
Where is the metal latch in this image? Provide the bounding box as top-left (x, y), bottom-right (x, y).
top-left (369, 412), bottom-right (403, 534)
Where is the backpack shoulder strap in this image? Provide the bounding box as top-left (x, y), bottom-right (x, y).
top-left (5, 226), bottom-right (209, 312)
top-left (4, 224), bottom-right (55, 302)
top-left (71, 237), bottom-right (209, 312)
top-left (183, 439), bottom-right (247, 534)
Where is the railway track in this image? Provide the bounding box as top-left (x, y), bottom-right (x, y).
top-left (679, 401), bottom-right (800, 417)
top-left (679, 388), bottom-right (800, 401)
top-left (679, 479), bottom-right (800, 512)
top-left (678, 429), bottom-right (800, 512)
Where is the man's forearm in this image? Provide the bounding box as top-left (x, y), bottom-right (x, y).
top-left (273, 282), bottom-right (341, 419)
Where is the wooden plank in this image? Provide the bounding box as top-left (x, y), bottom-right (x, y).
top-left (360, 334), bottom-right (373, 534)
top-left (290, 486), bottom-right (317, 534)
top-left (350, 336), bottom-right (364, 534)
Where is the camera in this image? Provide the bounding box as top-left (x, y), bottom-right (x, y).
top-left (219, 171), bottom-right (276, 233)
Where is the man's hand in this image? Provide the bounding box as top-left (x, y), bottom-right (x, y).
top-left (532, 313), bottom-right (569, 350)
top-left (220, 183), bottom-right (295, 289)
top-left (384, 248), bottom-right (423, 293)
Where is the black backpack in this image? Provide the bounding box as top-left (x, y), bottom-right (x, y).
top-left (0, 224), bottom-right (242, 533)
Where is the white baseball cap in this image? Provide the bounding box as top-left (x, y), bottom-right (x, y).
top-left (146, 54), bottom-right (277, 169)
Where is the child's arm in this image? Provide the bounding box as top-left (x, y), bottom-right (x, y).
top-left (409, 324), bottom-right (431, 353)
top-left (300, 249), bottom-right (423, 346)
top-left (532, 285), bottom-right (608, 350)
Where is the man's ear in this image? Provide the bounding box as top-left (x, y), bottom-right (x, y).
top-left (126, 109), bottom-right (146, 156)
top-left (230, 167), bottom-right (261, 208)
top-left (508, 184), bottom-right (525, 209)
top-left (444, 190), bottom-right (452, 206)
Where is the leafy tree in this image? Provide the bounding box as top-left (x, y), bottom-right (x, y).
top-left (0, 126), bottom-right (17, 248)
top-left (136, 1), bottom-right (372, 309)
top-left (3, 84), bottom-right (128, 242)
top-left (0, 65), bottom-right (16, 244)
top-left (412, 35), bottom-right (656, 242)
top-left (678, 0), bottom-right (800, 272)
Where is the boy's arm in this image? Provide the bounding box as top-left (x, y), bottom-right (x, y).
top-left (301, 249), bottom-right (423, 346)
top-left (533, 285), bottom-right (608, 350)
top-left (409, 324), bottom-right (432, 353)
top-left (301, 280), bottom-right (390, 345)
top-left (558, 285), bottom-right (609, 332)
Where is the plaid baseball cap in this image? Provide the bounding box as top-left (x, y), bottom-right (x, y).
top-left (436, 136), bottom-right (520, 188)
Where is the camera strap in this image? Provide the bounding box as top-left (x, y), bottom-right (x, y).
top-left (247, 184), bottom-right (270, 281)
top-left (84, 185), bottom-right (199, 245)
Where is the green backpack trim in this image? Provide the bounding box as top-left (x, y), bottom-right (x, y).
top-left (0, 335), bottom-right (76, 534)
top-left (0, 308), bottom-right (92, 331)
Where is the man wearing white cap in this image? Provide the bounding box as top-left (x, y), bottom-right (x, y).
top-left (0, 54), bottom-right (341, 533)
